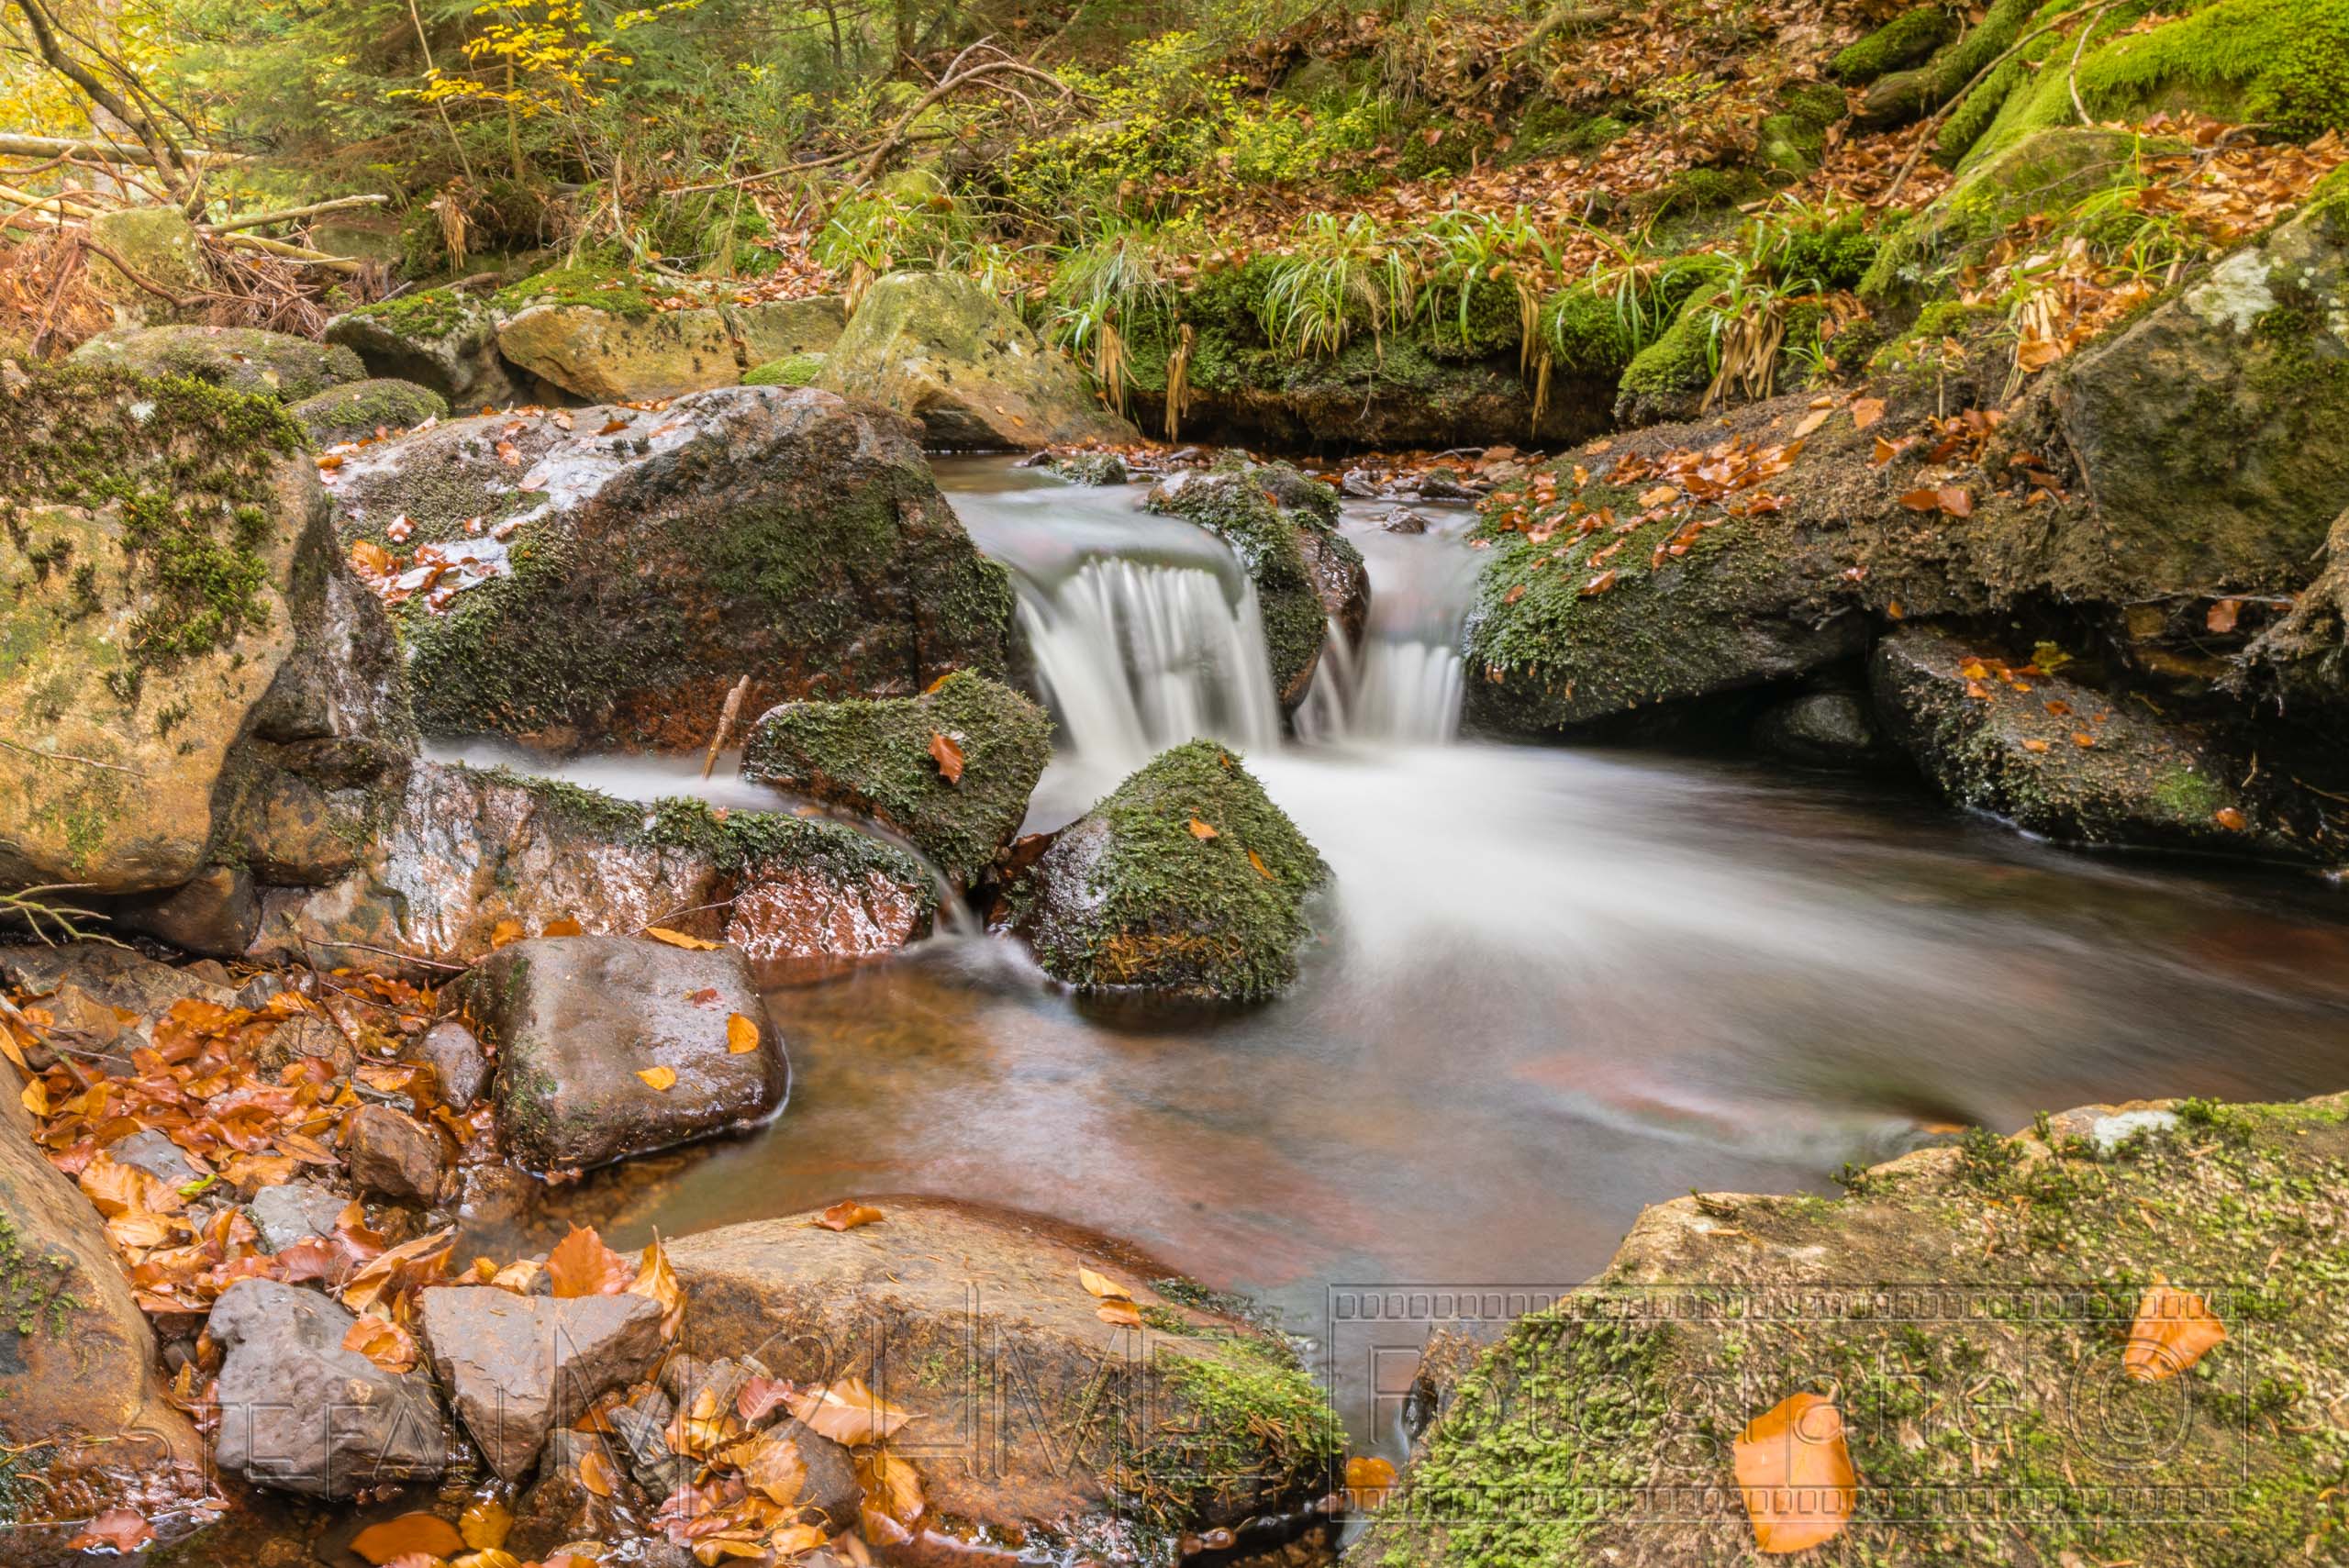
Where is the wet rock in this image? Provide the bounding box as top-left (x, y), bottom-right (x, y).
top-left (818, 270), bottom-right (1135, 449)
top-left (252, 1012), bottom-right (355, 1077)
top-left (113, 863), bottom-right (262, 958)
top-left (740, 671), bottom-right (1052, 886)
top-left (68, 324), bottom-right (363, 402)
top-left (1147, 461), bottom-right (1368, 707)
top-left (1753, 689), bottom-right (1885, 769)
top-left (1414, 466), bottom-right (1475, 502)
top-left (413, 1017), bottom-right (489, 1106)
top-left (1047, 450), bottom-right (1130, 485)
top-left (1019, 740), bottom-right (1330, 1001)
top-left (0, 1103), bottom-right (204, 1545)
top-left (668, 1197), bottom-right (1339, 1556)
top-left (0, 370), bottom-right (347, 895)
top-left (325, 287), bottom-right (520, 408)
top-left (418, 1284), bottom-right (662, 1480)
top-left (0, 941), bottom-right (236, 1020)
top-left (608, 1388), bottom-right (690, 1497)
top-left (251, 760), bottom-right (933, 975)
top-left (207, 1277), bottom-right (446, 1497)
top-left (322, 384), bottom-right (1015, 750)
top-left (456, 935), bottom-right (789, 1173)
top-left (1871, 628), bottom-right (2280, 853)
top-left (495, 285), bottom-right (845, 402)
top-left (246, 1178), bottom-right (349, 1252)
top-left (509, 1429), bottom-right (632, 1559)
top-left (289, 377), bottom-right (449, 447)
top-left (450, 1162), bottom-right (535, 1252)
top-left (1382, 509), bottom-right (1431, 534)
top-left (109, 1128), bottom-right (207, 1185)
top-left (83, 206), bottom-right (211, 326)
top-left (343, 1103), bottom-right (444, 1202)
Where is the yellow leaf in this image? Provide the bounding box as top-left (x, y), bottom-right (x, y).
top-left (459, 1497), bottom-right (513, 1551)
top-left (645, 926), bottom-right (722, 951)
top-left (1077, 1267), bottom-right (1132, 1302)
top-left (786, 1376), bottom-right (921, 1446)
top-left (815, 1199), bottom-right (885, 1231)
top-left (629, 1234), bottom-right (685, 1338)
top-left (541, 917), bottom-right (585, 938)
top-left (1247, 848), bottom-right (1273, 881)
top-left (726, 1012), bottom-right (759, 1053)
top-left (1097, 1299), bottom-right (1142, 1328)
top-left (577, 1445), bottom-right (618, 1497)
top-left (351, 1512), bottom-right (465, 1564)
top-left (489, 917), bottom-right (528, 949)
top-left (19, 1076), bottom-right (48, 1117)
top-left (1733, 1392), bottom-right (1854, 1554)
top-left (1187, 817), bottom-right (1219, 840)
top-left (637, 1066), bottom-right (678, 1091)
top-left (2124, 1277), bottom-right (2226, 1382)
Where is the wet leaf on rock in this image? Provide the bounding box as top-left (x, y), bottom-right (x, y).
top-left (1187, 817), bottom-right (1219, 840)
top-left (1732, 1392), bottom-right (1854, 1554)
top-left (637, 1066), bottom-right (678, 1092)
top-left (726, 1013), bottom-right (759, 1054)
top-left (929, 730), bottom-right (965, 784)
top-left (65, 1509), bottom-right (154, 1554)
top-left (548, 1225), bottom-right (632, 1297)
top-left (787, 1376), bottom-right (920, 1446)
top-left (815, 1200), bottom-right (885, 1231)
top-left (858, 1450), bottom-right (927, 1545)
top-left (1344, 1454), bottom-right (1397, 1510)
top-left (2124, 1278), bottom-right (2227, 1381)
top-left (542, 917), bottom-right (585, 938)
top-left (1078, 1268), bottom-right (1132, 1302)
top-left (343, 1312), bottom-right (421, 1373)
top-left (645, 927), bottom-right (723, 951)
top-left (459, 1497), bottom-right (513, 1551)
top-left (629, 1234), bottom-right (685, 1338)
top-left (351, 1511), bottom-right (465, 1564)
top-left (577, 1446), bottom-right (620, 1497)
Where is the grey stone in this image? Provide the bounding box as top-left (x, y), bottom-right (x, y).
top-left (246, 1179), bottom-right (349, 1252)
top-left (421, 1285), bottom-right (662, 1480)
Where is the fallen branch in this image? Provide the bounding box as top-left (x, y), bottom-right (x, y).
top-left (855, 39), bottom-right (1074, 185)
top-left (701, 674), bottom-right (751, 779)
top-left (0, 182), bottom-right (96, 221)
top-left (0, 736), bottom-right (147, 776)
top-left (207, 192), bottom-right (388, 235)
top-left (0, 132), bottom-right (244, 167)
top-left (214, 230), bottom-right (365, 273)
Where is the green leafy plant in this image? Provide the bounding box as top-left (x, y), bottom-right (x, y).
top-left (1257, 212), bottom-right (1416, 359)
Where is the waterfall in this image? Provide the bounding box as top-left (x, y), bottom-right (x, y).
top-left (1015, 557), bottom-right (1284, 773)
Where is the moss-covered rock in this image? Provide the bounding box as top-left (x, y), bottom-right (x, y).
top-left (740, 671), bottom-right (1052, 886)
top-left (251, 758), bottom-right (936, 975)
top-left (67, 324), bottom-right (363, 403)
top-left (740, 351), bottom-right (825, 387)
top-left (326, 285), bottom-right (519, 408)
top-left (1857, 0), bottom-right (2041, 131)
top-left (1146, 460), bottom-right (1367, 707)
top-left (288, 377), bottom-right (449, 447)
top-left (818, 270), bottom-right (1135, 449)
top-left (669, 1198), bottom-right (1341, 1558)
top-left (1830, 5), bottom-right (1956, 83)
top-left (1756, 80), bottom-right (1854, 174)
top-left (321, 384), bottom-right (1015, 750)
top-left (1613, 288), bottom-right (1719, 426)
top-left (496, 284), bottom-right (845, 403)
top-left (1872, 627), bottom-right (2284, 853)
top-left (0, 370), bottom-right (337, 894)
top-left (83, 206), bottom-right (210, 327)
top-left (1359, 1089), bottom-right (2349, 1566)
top-left (1018, 740), bottom-right (1329, 1000)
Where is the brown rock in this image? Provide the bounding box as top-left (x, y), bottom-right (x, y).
top-left (418, 1285), bottom-right (663, 1480)
top-left (343, 1104), bottom-right (444, 1202)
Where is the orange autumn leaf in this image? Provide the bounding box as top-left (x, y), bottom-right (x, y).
top-left (1898, 488), bottom-right (1943, 513)
top-left (1187, 817), bottom-right (1219, 840)
top-left (2124, 1278), bottom-right (2227, 1382)
top-left (816, 1200), bottom-right (885, 1231)
top-left (1097, 1299), bottom-right (1143, 1327)
top-left (2207, 597), bottom-right (2243, 634)
top-left (629, 1235), bottom-right (685, 1337)
top-left (859, 1449), bottom-right (927, 1545)
top-left (488, 917), bottom-right (527, 950)
top-left (734, 1431), bottom-right (807, 1505)
top-left (1077, 1267), bottom-right (1132, 1302)
top-left (541, 917), bottom-right (585, 938)
top-left (644, 926), bottom-right (722, 951)
top-left (342, 1312), bottom-right (420, 1373)
top-left (1732, 1392), bottom-right (1855, 1555)
top-left (1850, 397), bottom-right (1885, 430)
top-left (547, 1225), bottom-right (632, 1297)
top-left (929, 730), bottom-right (965, 784)
top-left (577, 1445), bottom-right (619, 1497)
top-left (637, 1066), bottom-right (678, 1092)
top-left (786, 1376), bottom-right (921, 1446)
top-left (1345, 1454), bottom-right (1397, 1509)
top-left (1247, 848), bottom-right (1274, 881)
top-left (1579, 568), bottom-right (1617, 596)
top-left (2214, 806), bottom-right (2248, 832)
top-left (351, 1512), bottom-right (465, 1564)
top-left (726, 1012), bottom-right (760, 1053)
top-left (66, 1509), bottom-right (154, 1555)
top-left (459, 1496), bottom-right (514, 1551)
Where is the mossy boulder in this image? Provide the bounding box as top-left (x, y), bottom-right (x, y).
top-left (740, 351), bottom-right (824, 387)
top-left (1019, 740), bottom-right (1330, 1000)
top-left (495, 275), bottom-right (846, 402)
top-left (1872, 627), bottom-right (2282, 853)
top-left (67, 324), bottom-right (363, 403)
top-left (1360, 1089), bottom-right (2349, 1566)
top-left (288, 377), bottom-right (449, 447)
top-left (1856, 0), bottom-right (2039, 131)
top-left (1756, 80), bottom-right (1853, 175)
top-left (1145, 460), bottom-right (1367, 707)
top-left (321, 384), bottom-right (1015, 751)
top-left (740, 671), bottom-right (1052, 886)
top-left (83, 206), bottom-right (210, 326)
top-left (326, 285), bottom-right (519, 408)
top-left (250, 758), bottom-right (936, 976)
top-left (668, 1197), bottom-right (1341, 1556)
top-left (1461, 457), bottom-right (1868, 737)
top-left (1829, 6), bottom-right (1955, 84)
top-left (0, 370), bottom-right (344, 895)
top-left (818, 270), bottom-right (1136, 449)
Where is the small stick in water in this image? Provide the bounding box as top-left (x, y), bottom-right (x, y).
top-left (702, 675), bottom-right (751, 779)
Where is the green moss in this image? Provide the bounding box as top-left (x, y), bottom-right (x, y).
top-left (1868, 0), bottom-right (2044, 132)
top-left (290, 378), bottom-right (449, 446)
top-left (0, 1209), bottom-right (83, 1341)
top-left (1147, 459), bottom-right (1348, 702)
top-left (1024, 740), bottom-right (1330, 1001)
top-left (345, 285), bottom-right (471, 341)
top-left (739, 671), bottom-right (1052, 886)
top-left (742, 352), bottom-right (826, 387)
top-left (491, 263), bottom-right (675, 321)
top-left (1617, 291), bottom-right (1715, 401)
top-left (1831, 6), bottom-right (1957, 83)
top-left (1127, 1332), bottom-right (1343, 1530)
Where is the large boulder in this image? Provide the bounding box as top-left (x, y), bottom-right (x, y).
top-left (495, 277), bottom-right (847, 403)
top-left (67, 324), bottom-right (363, 402)
top-left (667, 1197), bottom-right (1341, 1560)
top-left (0, 369), bottom-right (360, 895)
top-left (1017, 740), bottom-right (1330, 1000)
top-left (419, 1284), bottom-right (663, 1479)
top-left (817, 270), bottom-right (1135, 449)
top-left (207, 1277), bottom-right (447, 1497)
top-left (289, 377), bottom-right (448, 448)
top-left (740, 671), bottom-right (1052, 886)
top-left (323, 385), bottom-right (1016, 750)
top-left (0, 1104), bottom-right (205, 1561)
top-left (83, 206), bottom-right (210, 326)
top-left (1872, 628), bottom-right (2282, 854)
top-left (1147, 461), bottom-right (1368, 708)
top-left (325, 286), bottom-right (520, 409)
top-left (455, 934), bottom-right (791, 1173)
top-left (250, 760), bottom-right (936, 976)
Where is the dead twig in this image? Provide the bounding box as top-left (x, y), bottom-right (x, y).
top-left (207, 193), bottom-right (388, 236)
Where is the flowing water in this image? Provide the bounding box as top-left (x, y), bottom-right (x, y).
top-left (515, 459), bottom-right (2349, 1447)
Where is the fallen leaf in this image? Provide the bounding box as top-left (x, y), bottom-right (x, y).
top-left (20, 1077), bottom-right (47, 1116)
top-left (1078, 1267), bottom-right (1133, 1302)
top-left (1097, 1299), bottom-right (1143, 1327)
top-left (1579, 569), bottom-right (1617, 596)
top-left (1345, 1454), bottom-right (1397, 1509)
top-left (1937, 486), bottom-right (1975, 518)
top-left (737, 1431), bottom-right (807, 1505)
top-left (1732, 1392), bottom-right (1854, 1554)
top-left (2206, 597), bottom-right (2243, 634)
top-left (460, 1497), bottom-right (514, 1551)
top-left (66, 1510), bottom-right (155, 1555)
top-left (816, 1200), bottom-right (885, 1231)
top-left (1188, 817), bottom-right (1219, 840)
top-left (644, 927), bottom-right (722, 951)
top-left (859, 1450), bottom-right (927, 1545)
top-left (547, 1225), bottom-right (632, 1297)
top-left (1247, 848), bottom-right (1274, 880)
top-left (1851, 397), bottom-right (1886, 430)
top-left (726, 1013), bottom-right (760, 1053)
top-left (343, 1312), bottom-right (420, 1373)
top-left (577, 1446), bottom-right (619, 1497)
top-left (542, 917), bottom-right (584, 938)
top-left (351, 1512), bottom-right (465, 1564)
top-left (929, 730), bottom-right (965, 784)
top-left (1898, 488), bottom-right (1943, 513)
top-left (637, 1066), bottom-right (678, 1092)
top-left (2124, 1278), bottom-right (2227, 1381)
top-left (2214, 806), bottom-right (2248, 832)
top-left (2073, 731), bottom-right (2097, 749)
top-left (629, 1234), bottom-right (685, 1337)
top-left (1637, 484), bottom-right (1680, 507)
top-left (787, 1376), bottom-right (920, 1446)
top-left (2022, 739), bottom-right (2051, 753)
top-left (488, 917), bottom-right (527, 950)
top-left (1791, 409), bottom-right (1830, 439)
